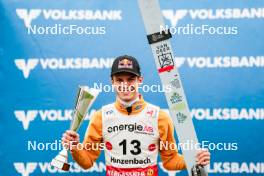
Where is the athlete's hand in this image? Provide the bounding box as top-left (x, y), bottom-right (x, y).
top-left (196, 148), bottom-right (210, 166)
top-left (61, 130), bottom-right (80, 150)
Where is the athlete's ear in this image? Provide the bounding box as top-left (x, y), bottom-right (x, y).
top-left (111, 75), bottom-right (115, 84)
top-left (138, 76), bottom-right (143, 84)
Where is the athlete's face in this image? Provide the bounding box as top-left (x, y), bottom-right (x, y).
top-left (112, 73), bottom-right (143, 102)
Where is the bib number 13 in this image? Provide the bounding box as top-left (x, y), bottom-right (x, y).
top-left (119, 139), bottom-right (141, 155)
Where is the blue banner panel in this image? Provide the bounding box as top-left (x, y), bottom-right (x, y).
top-left (0, 0), bottom-right (263, 176)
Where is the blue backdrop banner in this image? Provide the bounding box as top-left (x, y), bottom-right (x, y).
top-left (0, 0), bottom-right (264, 176)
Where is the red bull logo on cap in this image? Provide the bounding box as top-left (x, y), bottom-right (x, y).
top-left (118, 59), bottom-right (133, 69)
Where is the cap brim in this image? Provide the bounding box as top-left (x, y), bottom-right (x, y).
top-left (111, 69), bottom-right (140, 76)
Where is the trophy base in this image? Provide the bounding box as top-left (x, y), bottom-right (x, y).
top-left (51, 158), bottom-right (70, 171)
top-left (50, 148), bottom-right (70, 171)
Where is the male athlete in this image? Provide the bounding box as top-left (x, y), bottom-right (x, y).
top-left (62, 55), bottom-right (210, 176)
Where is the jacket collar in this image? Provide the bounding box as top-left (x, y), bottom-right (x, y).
top-left (114, 94), bottom-right (147, 115)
